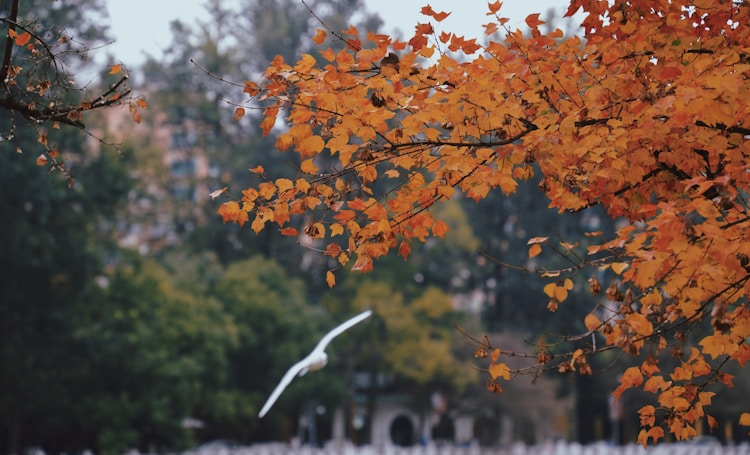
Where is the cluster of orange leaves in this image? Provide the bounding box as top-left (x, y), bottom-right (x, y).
top-left (218, 0), bottom-right (750, 443)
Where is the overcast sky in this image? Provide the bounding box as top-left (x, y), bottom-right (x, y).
top-left (104, 0), bottom-right (573, 67)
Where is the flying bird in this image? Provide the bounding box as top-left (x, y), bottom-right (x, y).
top-left (258, 309), bottom-right (373, 418)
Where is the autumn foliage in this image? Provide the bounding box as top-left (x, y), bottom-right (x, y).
top-left (1, 0), bottom-right (146, 178)
top-left (218, 0), bottom-right (750, 443)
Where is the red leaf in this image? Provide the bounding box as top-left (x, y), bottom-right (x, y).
top-left (15, 32), bottom-right (31, 46)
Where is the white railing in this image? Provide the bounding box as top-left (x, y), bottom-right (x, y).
top-left (183, 440), bottom-right (750, 455)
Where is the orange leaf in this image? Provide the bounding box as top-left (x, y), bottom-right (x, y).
top-left (324, 243), bottom-right (342, 257)
top-left (398, 240), bottom-right (411, 259)
top-left (351, 255), bottom-right (372, 272)
top-left (326, 270), bottom-right (336, 288)
top-left (525, 13), bottom-right (544, 28)
top-left (488, 1), bottom-right (501, 14)
top-left (280, 227), bottom-right (298, 236)
top-left (320, 47), bottom-right (335, 62)
top-left (420, 5), bottom-right (451, 22)
top-left (432, 220), bottom-right (449, 237)
top-left (217, 201), bottom-right (249, 227)
top-left (706, 415), bottom-right (718, 431)
top-left (233, 107), bottom-right (245, 121)
top-left (109, 64), bottom-right (122, 75)
top-left (420, 45), bottom-right (435, 58)
top-left (312, 28), bottom-right (327, 45)
top-left (35, 154), bottom-right (48, 166)
top-left (528, 243), bottom-right (542, 258)
top-left (740, 413), bottom-right (750, 426)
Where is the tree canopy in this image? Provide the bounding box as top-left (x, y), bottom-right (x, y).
top-left (218, 0), bottom-right (750, 444)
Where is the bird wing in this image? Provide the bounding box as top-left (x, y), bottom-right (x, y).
top-left (258, 358), bottom-right (309, 418)
top-left (258, 310), bottom-right (372, 418)
top-left (312, 309), bottom-right (372, 354)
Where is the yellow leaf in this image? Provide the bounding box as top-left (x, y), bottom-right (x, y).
top-left (300, 158), bottom-right (318, 174)
top-left (621, 366), bottom-right (644, 388)
top-left (643, 375), bottom-right (671, 393)
top-left (554, 286), bottom-right (568, 302)
top-left (326, 270), bottom-right (336, 288)
top-left (217, 201), bottom-right (249, 227)
top-left (489, 362), bottom-right (511, 380)
top-left (298, 135), bottom-right (324, 156)
top-left (638, 405), bottom-right (656, 427)
top-left (584, 313), bottom-right (601, 331)
top-left (611, 262), bottom-right (629, 275)
top-left (543, 282), bottom-right (557, 298)
top-left (570, 348), bottom-right (583, 366)
top-left (330, 223), bottom-right (344, 237)
top-left (740, 413), bottom-right (750, 426)
top-left (625, 313), bottom-right (653, 336)
top-left (109, 64), bottom-right (122, 74)
top-left (699, 334), bottom-right (739, 359)
top-left (275, 178), bottom-right (294, 193)
top-left (563, 278), bottom-right (574, 290)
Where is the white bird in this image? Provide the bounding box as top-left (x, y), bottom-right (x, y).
top-left (258, 309), bottom-right (373, 418)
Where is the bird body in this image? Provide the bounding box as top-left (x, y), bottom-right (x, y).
top-left (258, 309), bottom-right (372, 418)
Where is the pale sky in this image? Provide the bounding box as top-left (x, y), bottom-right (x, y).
top-left (104, 0), bottom-right (574, 67)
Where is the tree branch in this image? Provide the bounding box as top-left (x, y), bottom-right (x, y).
top-left (0, 0), bottom-right (20, 88)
